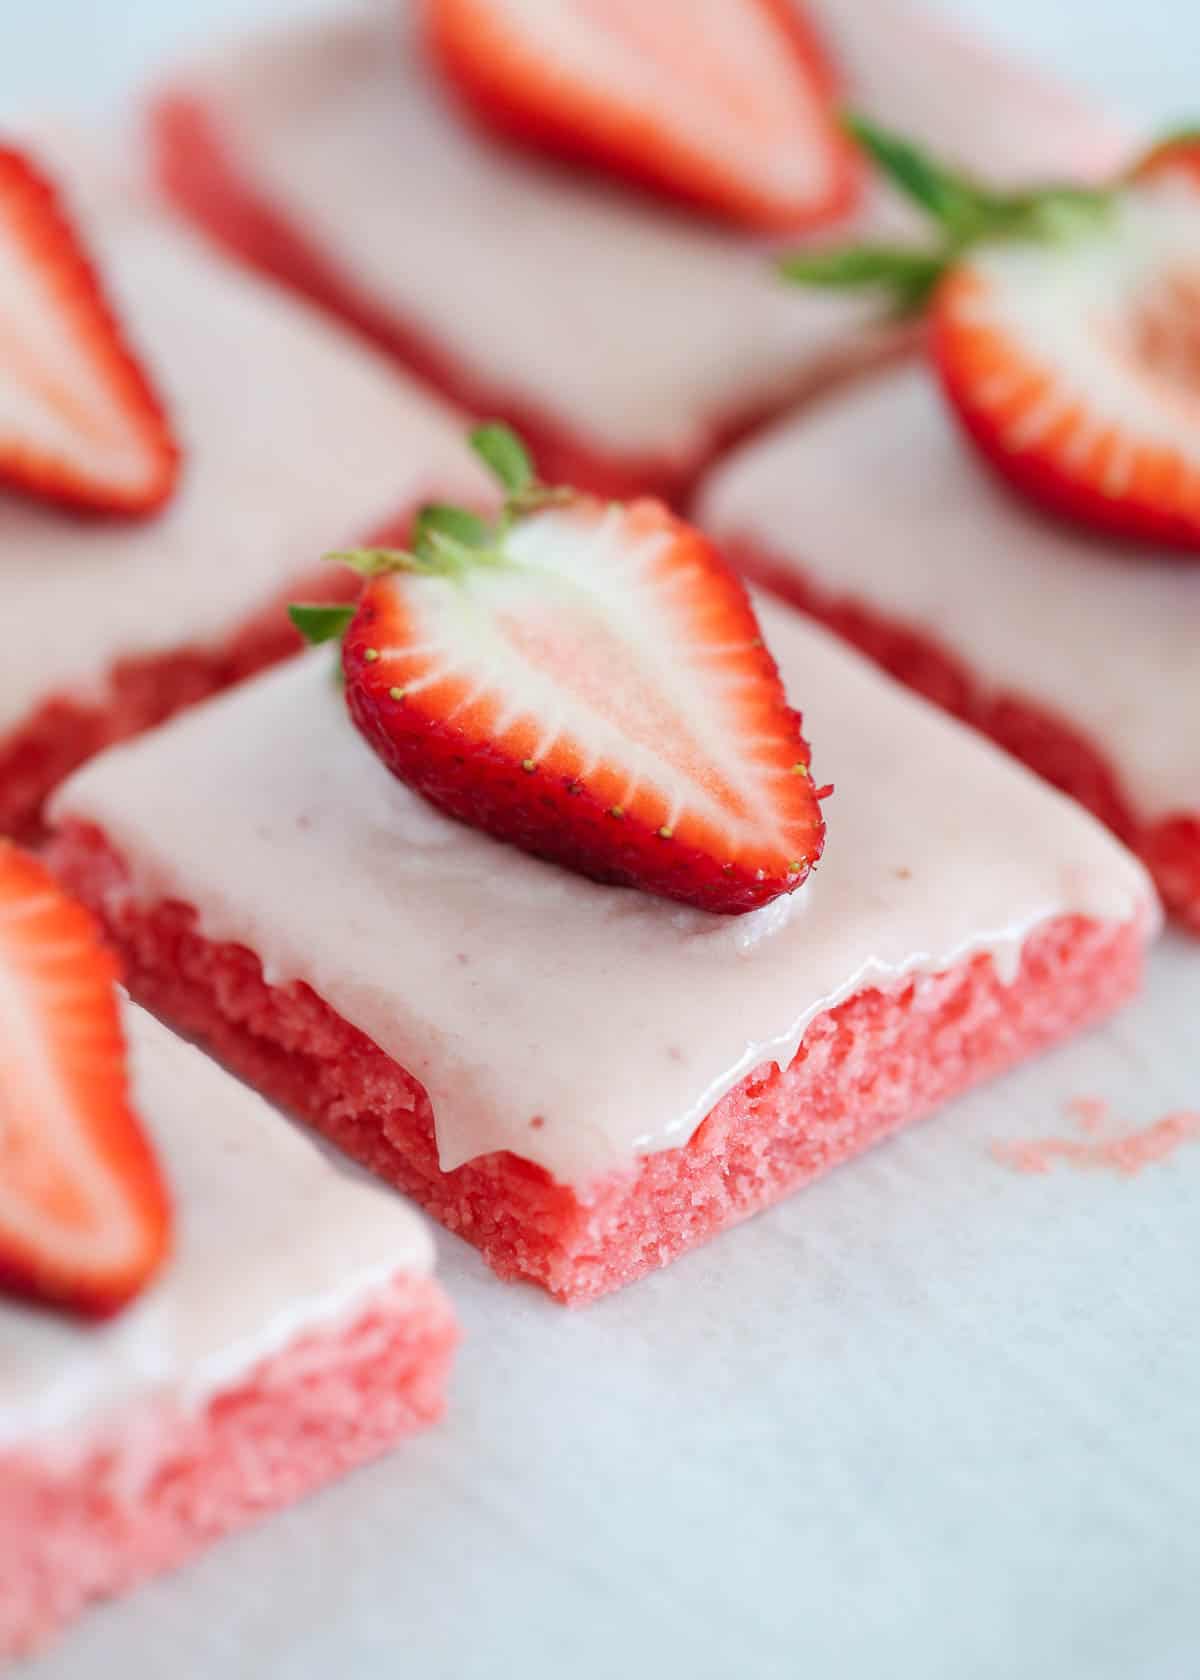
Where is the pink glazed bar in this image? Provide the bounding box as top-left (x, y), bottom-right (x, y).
top-left (49, 605), bottom-right (1157, 1305)
top-left (0, 131), bottom-right (489, 841)
top-left (0, 1004), bottom-right (456, 1661)
top-left (698, 363), bottom-right (1200, 931)
top-left (148, 0), bottom-right (1127, 503)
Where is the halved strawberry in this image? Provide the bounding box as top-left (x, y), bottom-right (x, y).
top-left (295, 426), bottom-right (825, 914)
top-left (422, 0), bottom-right (859, 232)
top-left (0, 144), bottom-right (180, 516)
top-left (0, 844), bottom-right (171, 1317)
top-left (783, 118), bottom-right (1200, 555)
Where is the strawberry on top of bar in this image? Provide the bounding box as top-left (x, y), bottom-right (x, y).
top-left (295, 425), bottom-right (826, 915)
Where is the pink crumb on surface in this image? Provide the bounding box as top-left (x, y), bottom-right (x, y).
top-left (992, 1100), bottom-right (1200, 1178)
top-left (1066, 1094), bottom-right (1110, 1134)
top-left (0, 1273), bottom-right (457, 1662)
top-left (149, 94), bottom-right (904, 507)
top-left (52, 822), bottom-right (1149, 1307)
top-left (727, 537), bottom-right (1200, 933)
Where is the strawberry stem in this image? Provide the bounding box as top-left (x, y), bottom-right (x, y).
top-left (780, 113), bottom-right (1115, 316)
top-left (325, 547), bottom-right (442, 577)
top-left (294, 423), bottom-right (570, 641)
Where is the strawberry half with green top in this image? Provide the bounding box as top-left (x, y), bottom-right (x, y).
top-left (292, 426), bottom-right (825, 915)
top-left (783, 117), bottom-right (1200, 555)
top-left (0, 143), bottom-right (180, 517)
top-left (422, 0), bottom-right (859, 233)
top-left (0, 844), bottom-right (171, 1317)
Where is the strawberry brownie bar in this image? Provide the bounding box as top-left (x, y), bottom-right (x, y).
top-left (0, 133), bottom-right (488, 840)
top-left (0, 999), bottom-right (455, 1659)
top-left (697, 363), bottom-right (1200, 929)
top-left (50, 605), bottom-right (1156, 1304)
top-left (149, 1), bottom-right (1126, 502)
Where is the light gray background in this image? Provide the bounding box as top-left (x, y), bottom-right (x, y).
top-left (4, 5), bottom-right (1199, 1679)
top-left (0, 0), bottom-right (1193, 124)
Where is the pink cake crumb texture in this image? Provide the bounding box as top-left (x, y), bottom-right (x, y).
top-left (0, 1273), bottom-right (456, 1661)
top-left (0, 502), bottom-right (425, 845)
top-left (53, 822), bottom-right (1148, 1307)
top-left (149, 94), bottom-right (899, 506)
top-left (729, 539), bottom-right (1200, 933)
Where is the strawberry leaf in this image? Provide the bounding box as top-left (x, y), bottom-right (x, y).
top-left (778, 244), bottom-right (947, 314)
top-left (785, 120), bottom-right (1121, 321)
top-left (326, 547), bottom-right (432, 577)
top-left (845, 114), bottom-right (985, 232)
top-left (416, 504), bottom-right (491, 548)
top-left (289, 602), bottom-right (357, 645)
top-left (470, 422), bottom-right (535, 495)
top-left (326, 426), bottom-right (557, 591)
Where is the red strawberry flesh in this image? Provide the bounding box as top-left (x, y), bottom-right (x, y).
top-left (0, 144), bottom-right (180, 517)
top-left (931, 173), bottom-right (1200, 555)
top-left (342, 495), bottom-right (824, 914)
top-left (423, 0), bottom-right (858, 232)
top-left (0, 845), bottom-right (171, 1317)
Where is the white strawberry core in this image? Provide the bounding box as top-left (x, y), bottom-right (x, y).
top-left (0, 201), bottom-right (160, 501)
top-left (487, 0), bottom-right (839, 208)
top-left (959, 179), bottom-right (1200, 495)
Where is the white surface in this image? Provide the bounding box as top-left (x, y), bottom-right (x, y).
top-left (20, 939), bottom-right (1200, 1680)
top-left (4, 4), bottom-right (1200, 1678)
top-left (54, 608), bottom-right (1152, 1182)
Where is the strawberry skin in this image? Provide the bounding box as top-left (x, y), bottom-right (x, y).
top-left (0, 145), bottom-right (180, 517)
top-left (0, 845), bottom-right (171, 1318)
top-left (782, 118), bottom-right (1200, 554)
top-left (931, 176), bottom-right (1200, 556)
top-left (423, 0), bottom-right (858, 233)
top-left (1133, 132), bottom-right (1200, 190)
top-left (341, 495), bottom-right (824, 914)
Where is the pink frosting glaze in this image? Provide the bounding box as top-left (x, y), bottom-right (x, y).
top-left (167, 2), bottom-right (1127, 462)
top-left (697, 363), bottom-right (1200, 822)
top-left (0, 129), bottom-right (491, 739)
top-left (0, 1003), bottom-right (433, 1458)
top-left (51, 603), bottom-right (1156, 1187)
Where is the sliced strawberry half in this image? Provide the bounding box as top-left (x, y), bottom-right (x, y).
top-left (931, 175), bottom-right (1200, 554)
top-left (422, 0), bottom-right (859, 232)
top-left (297, 426), bottom-right (825, 914)
top-left (783, 118), bottom-right (1200, 555)
top-left (0, 845), bottom-right (171, 1317)
top-left (0, 144), bottom-right (180, 517)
